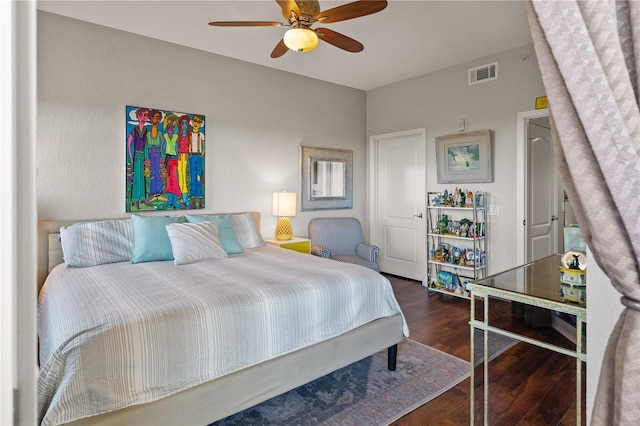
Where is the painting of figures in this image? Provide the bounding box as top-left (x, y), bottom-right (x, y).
top-left (126, 106), bottom-right (205, 212)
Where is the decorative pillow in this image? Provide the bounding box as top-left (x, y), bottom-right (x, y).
top-left (166, 221), bottom-right (228, 265)
top-left (60, 219), bottom-right (133, 268)
top-left (185, 214), bottom-right (243, 254)
top-left (231, 213), bottom-right (265, 249)
top-left (131, 214), bottom-right (185, 263)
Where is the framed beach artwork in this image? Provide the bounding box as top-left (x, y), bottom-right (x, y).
top-left (435, 130), bottom-right (492, 184)
top-left (126, 106), bottom-right (205, 212)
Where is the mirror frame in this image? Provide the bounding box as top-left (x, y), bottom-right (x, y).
top-left (300, 146), bottom-right (353, 211)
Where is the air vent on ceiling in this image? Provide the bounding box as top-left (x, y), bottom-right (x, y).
top-left (468, 62), bottom-right (498, 85)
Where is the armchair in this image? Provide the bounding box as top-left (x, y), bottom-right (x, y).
top-left (308, 217), bottom-right (380, 272)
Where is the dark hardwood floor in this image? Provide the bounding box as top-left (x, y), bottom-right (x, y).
top-left (385, 273), bottom-right (586, 426)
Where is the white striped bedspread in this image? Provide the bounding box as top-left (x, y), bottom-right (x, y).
top-left (38, 245), bottom-right (409, 426)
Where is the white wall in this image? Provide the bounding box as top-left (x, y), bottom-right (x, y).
top-left (37, 12), bottom-right (367, 239)
top-left (0, 4), bottom-right (15, 421)
top-left (367, 44), bottom-right (545, 275)
top-left (2, 2), bottom-right (38, 424)
top-left (586, 248), bottom-right (623, 424)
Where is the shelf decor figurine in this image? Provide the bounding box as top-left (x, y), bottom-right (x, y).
top-left (559, 250), bottom-right (587, 304)
top-left (466, 191), bottom-right (474, 207)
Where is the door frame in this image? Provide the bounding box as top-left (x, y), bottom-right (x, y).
top-left (516, 108), bottom-right (551, 265)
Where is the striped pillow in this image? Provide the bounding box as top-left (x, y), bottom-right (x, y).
top-left (166, 221), bottom-right (228, 265)
top-left (60, 219), bottom-right (133, 268)
top-left (230, 213), bottom-right (265, 249)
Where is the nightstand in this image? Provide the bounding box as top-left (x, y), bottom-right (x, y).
top-left (265, 237), bottom-right (311, 254)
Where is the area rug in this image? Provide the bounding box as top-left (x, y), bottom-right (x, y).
top-left (473, 328), bottom-right (519, 367)
top-left (212, 334), bottom-right (517, 425)
top-left (212, 339), bottom-right (463, 426)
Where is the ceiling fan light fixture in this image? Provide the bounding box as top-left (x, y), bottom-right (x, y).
top-left (283, 28), bottom-right (318, 52)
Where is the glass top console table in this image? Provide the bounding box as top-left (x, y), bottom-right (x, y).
top-left (467, 254), bottom-right (586, 425)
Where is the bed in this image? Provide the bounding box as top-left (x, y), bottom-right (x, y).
top-left (37, 212), bottom-right (408, 426)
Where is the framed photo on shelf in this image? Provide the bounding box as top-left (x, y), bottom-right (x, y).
top-left (436, 130), bottom-right (492, 184)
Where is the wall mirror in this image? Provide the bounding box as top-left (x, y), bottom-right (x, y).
top-left (300, 146), bottom-right (353, 211)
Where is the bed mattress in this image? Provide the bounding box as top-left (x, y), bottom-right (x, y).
top-left (38, 245), bottom-right (408, 425)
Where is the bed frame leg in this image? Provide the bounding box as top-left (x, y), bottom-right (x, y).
top-left (387, 344), bottom-right (398, 371)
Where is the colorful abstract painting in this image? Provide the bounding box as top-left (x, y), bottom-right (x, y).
top-left (126, 106), bottom-right (205, 212)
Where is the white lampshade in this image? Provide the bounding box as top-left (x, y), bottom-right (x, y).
top-left (272, 191), bottom-right (297, 217)
top-left (283, 28), bottom-right (318, 52)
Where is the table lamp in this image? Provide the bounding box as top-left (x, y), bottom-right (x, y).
top-left (272, 191), bottom-right (297, 240)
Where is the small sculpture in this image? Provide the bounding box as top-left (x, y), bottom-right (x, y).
top-left (453, 187), bottom-right (460, 206)
top-left (459, 218), bottom-right (473, 237)
top-left (466, 191), bottom-right (474, 207)
top-left (569, 254), bottom-right (580, 269)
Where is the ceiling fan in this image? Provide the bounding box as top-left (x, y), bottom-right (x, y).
top-left (208, 0), bottom-right (388, 58)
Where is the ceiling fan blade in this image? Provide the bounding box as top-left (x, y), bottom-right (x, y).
top-left (271, 38), bottom-right (289, 58)
top-left (315, 0), bottom-right (387, 24)
top-left (276, 0), bottom-right (300, 20)
top-left (208, 21), bottom-right (283, 27)
top-left (315, 28), bottom-right (363, 53)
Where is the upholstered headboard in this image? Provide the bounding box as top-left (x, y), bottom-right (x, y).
top-left (37, 212), bottom-right (261, 293)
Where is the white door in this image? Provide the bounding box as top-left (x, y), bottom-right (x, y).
top-left (516, 111), bottom-right (563, 264)
top-left (527, 119), bottom-right (558, 261)
top-left (368, 129), bottom-right (426, 280)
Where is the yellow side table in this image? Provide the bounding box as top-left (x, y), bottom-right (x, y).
top-left (265, 237), bottom-right (311, 254)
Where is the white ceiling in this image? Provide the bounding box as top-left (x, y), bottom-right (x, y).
top-left (37, 0), bottom-right (534, 91)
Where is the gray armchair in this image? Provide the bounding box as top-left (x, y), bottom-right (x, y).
top-left (308, 217), bottom-right (380, 272)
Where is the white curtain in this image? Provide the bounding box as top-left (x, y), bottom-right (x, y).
top-left (525, 0), bottom-right (640, 424)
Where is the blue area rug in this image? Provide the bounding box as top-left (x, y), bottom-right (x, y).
top-left (212, 333), bottom-right (516, 425)
top-left (212, 339), bottom-right (470, 425)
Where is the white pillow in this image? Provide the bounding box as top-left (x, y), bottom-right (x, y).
top-left (230, 213), bottom-right (265, 249)
top-left (166, 221), bottom-right (228, 265)
top-left (60, 219), bottom-right (133, 267)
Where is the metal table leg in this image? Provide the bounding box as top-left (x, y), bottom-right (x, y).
top-left (470, 294), bottom-right (476, 426)
top-left (483, 294), bottom-right (489, 426)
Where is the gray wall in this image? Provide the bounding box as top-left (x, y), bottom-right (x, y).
top-left (367, 44), bottom-right (545, 274)
top-left (37, 11), bottom-right (367, 239)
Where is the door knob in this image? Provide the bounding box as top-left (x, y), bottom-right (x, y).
top-left (551, 215), bottom-right (559, 221)
top-left (414, 213), bottom-right (423, 218)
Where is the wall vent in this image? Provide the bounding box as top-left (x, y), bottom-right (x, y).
top-left (468, 62), bottom-right (498, 85)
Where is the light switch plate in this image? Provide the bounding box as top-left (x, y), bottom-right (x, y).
top-left (457, 118), bottom-right (467, 131)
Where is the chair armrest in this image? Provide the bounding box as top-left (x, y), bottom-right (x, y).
top-left (357, 244), bottom-right (379, 263)
top-left (311, 245), bottom-right (331, 259)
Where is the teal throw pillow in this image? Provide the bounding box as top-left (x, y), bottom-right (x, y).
top-left (185, 214), bottom-right (243, 254)
top-left (131, 214), bottom-right (185, 263)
